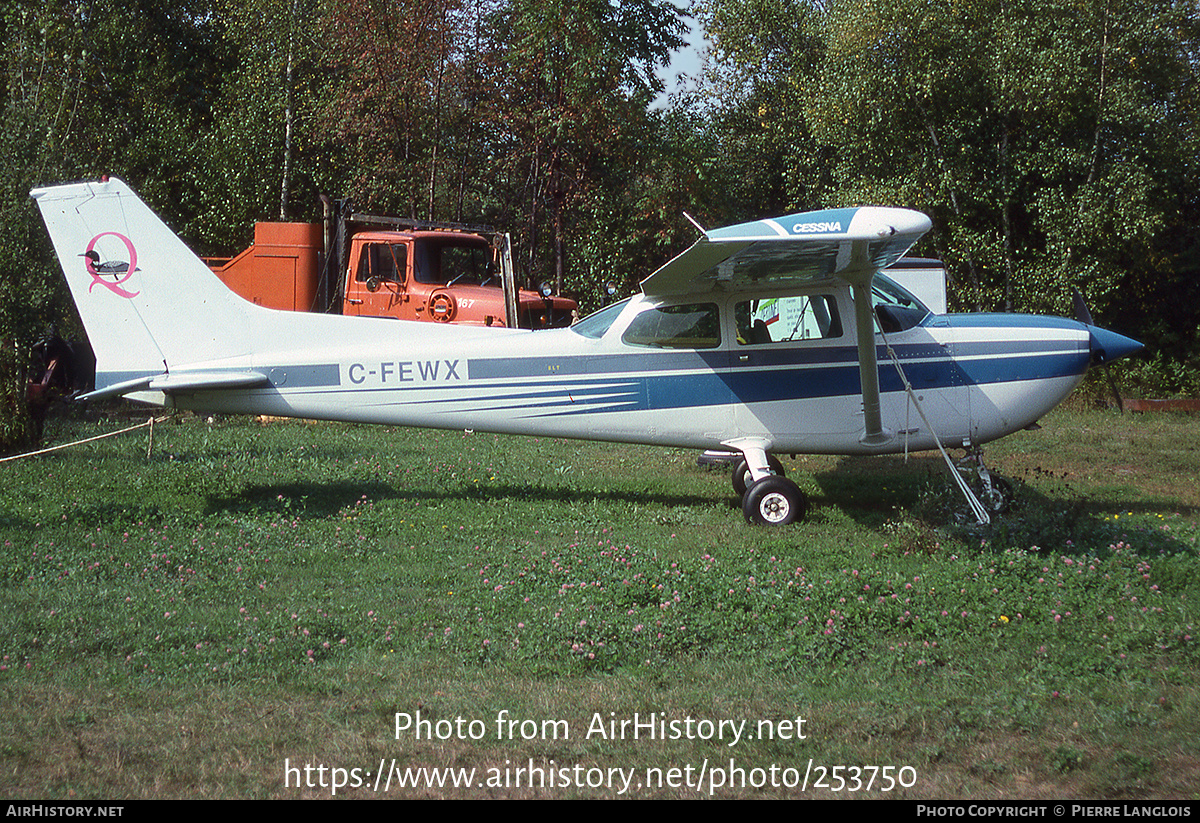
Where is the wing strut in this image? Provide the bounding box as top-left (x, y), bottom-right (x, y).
top-left (852, 282), bottom-right (889, 446)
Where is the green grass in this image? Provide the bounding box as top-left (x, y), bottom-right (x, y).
top-left (1, 404), bottom-right (1198, 798)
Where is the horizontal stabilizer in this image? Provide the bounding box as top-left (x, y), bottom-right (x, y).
top-left (77, 375), bottom-right (156, 402)
top-left (79, 370), bottom-right (269, 401)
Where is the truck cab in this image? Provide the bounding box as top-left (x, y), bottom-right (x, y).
top-left (207, 214), bottom-right (577, 329)
top-left (344, 230), bottom-right (574, 328)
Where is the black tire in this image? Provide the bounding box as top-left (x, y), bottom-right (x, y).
top-left (732, 455), bottom-right (785, 496)
top-left (742, 475), bottom-right (807, 526)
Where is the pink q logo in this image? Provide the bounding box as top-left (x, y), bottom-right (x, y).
top-left (84, 232), bottom-right (140, 299)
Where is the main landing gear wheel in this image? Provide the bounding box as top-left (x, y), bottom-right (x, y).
top-left (732, 455), bottom-right (785, 496)
top-left (742, 475), bottom-right (808, 526)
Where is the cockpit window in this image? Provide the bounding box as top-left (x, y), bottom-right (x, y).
top-left (872, 275), bottom-right (930, 333)
top-left (735, 294), bottom-right (842, 345)
top-left (622, 303), bottom-right (721, 349)
top-left (571, 299), bottom-right (629, 339)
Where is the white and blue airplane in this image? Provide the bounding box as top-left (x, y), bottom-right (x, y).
top-left (32, 176), bottom-right (1142, 525)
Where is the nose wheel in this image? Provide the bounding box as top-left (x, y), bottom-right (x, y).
top-left (979, 476), bottom-right (1014, 514)
top-left (956, 446), bottom-right (1015, 515)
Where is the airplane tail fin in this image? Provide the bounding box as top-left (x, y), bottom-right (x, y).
top-left (31, 177), bottom-right (257, 397)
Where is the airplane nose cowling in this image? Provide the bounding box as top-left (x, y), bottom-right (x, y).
top-left (1088, 326), bottom-right (1144, 364)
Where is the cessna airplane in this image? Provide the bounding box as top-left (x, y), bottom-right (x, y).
top-left (31, 177), bottom-right (1142, 525)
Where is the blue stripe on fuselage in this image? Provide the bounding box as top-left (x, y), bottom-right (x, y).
top-left (313, 332), bottom-right (1089, 418)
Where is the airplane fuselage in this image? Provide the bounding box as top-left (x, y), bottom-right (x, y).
top-left (121, 283), bottom-right (1094, 457)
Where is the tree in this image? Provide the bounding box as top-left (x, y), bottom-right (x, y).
top-left (69, 0), bottom-right (227, 223)
top-left (0, 0), bottom-right (229, 448)
top-left (190, 0), bottom-right (326, 252)
top-left (0, 0), bottom-right (90, 449)
top-left (314, 0), bottom-right (472, 220)
top-left (696, 0), bottom-right (829, 220)
top-left (822, 0), bottom-right (1200, 320)
top-left (700, 0), bottom-right (1200, 367)
top-left (482, 0), bottom-right (685, 292)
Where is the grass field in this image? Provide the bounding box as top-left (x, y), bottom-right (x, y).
top-left (2, 402), bottom-right (1198, 798)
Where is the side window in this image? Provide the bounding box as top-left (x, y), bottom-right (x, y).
top-left (356, 244), bottom-right (406, 283)
top-left (622, 303), bottom-right (721, 349)
top-left (735, 294), bottom-right (842, 345)
top-left (355, 244), bottom-right (376, 283)
top-left (386, 244), bottom-right (407, 282)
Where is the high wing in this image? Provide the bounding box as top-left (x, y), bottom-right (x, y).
top-left (643, 207), bottom-right (933, 446)
top-left (641, 207), bottom-right (932, 296)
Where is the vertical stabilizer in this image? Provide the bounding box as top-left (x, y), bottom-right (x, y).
top-left (31, 177), bottom-right (256, 393)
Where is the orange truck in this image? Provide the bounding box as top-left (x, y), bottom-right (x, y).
top-left (206, 205), bottom-right (577, 329)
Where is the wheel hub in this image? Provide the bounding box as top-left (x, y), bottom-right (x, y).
top-left (758, 492), bottom-right (790, 523)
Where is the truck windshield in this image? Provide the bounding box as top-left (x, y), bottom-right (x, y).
top-left (414, 239), bottom-right (493, 286)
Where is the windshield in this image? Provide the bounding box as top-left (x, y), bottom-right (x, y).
top-left (571, 299), bottom-right (629, 339)
top-left (873, 274), bottom-right (930, 333)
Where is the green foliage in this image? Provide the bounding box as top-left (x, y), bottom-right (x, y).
top-left (67, 0), bottom-right (228, 217)
top-left (190, 0), bottom-right (326, 251)
top-left (816, 0), bottom-right (1198, 317)
top-left (312, 0), bottom-right (468, 219)
top-left (696, 0), bottom-right (828, 218)
top-left (1050, 744), bottom-right (1085, 773)
top-left (699, 0), bottom-right (1200, 373)
top-left (483, 0), bottom-right (685, 290)
top-left (0, 0), bottom-right (92, 451)
top-left (1112, 352), bottom-right (1200, 399)
top-left (570, 107), bottom-right (729, 309)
